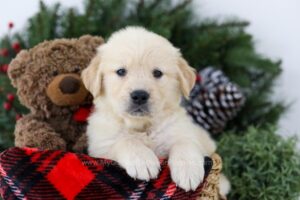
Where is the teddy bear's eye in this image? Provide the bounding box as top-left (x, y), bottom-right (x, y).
top-left (52, 70), bottom-right (59, 76)
top-left (73, 67), bottom-right (80, 73)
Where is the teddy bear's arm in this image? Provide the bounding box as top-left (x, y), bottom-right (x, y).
top-left (14, 115), bottom-right (67, 150)
top-left (72, 133), bottom-right (87, 153)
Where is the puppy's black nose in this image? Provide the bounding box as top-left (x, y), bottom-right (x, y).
top-left (59, 76), bottom-right (80, 94)
top-left (130, 90), bottom-right (149, 105)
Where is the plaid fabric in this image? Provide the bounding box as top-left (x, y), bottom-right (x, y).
top-left (0, 147), bottom-right (213, 200)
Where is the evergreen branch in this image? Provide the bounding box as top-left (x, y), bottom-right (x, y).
top-left (169, 0), bottom-right (192, 15)
top-left (137, 0), bottom-right (144, 9)
top-left (136, 0), bottom-right (145, 19)
top-left (149, 0), bottom-right (163, 10)
top-left (199, 21), bottom-right (250, 30)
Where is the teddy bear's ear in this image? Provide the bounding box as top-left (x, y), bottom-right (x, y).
top-left (8, 50), bottom-right (31, 88)
top-left (77, 35), bottom-right (104, 51)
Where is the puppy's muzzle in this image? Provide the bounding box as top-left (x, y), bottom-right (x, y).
top-left (130, 90), bottom-right (149, 105)
top-left (129, 90), bottom-right (150, 116)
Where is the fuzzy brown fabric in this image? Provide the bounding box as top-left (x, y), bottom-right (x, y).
top-left (8, 35), bottom-right (104, 152)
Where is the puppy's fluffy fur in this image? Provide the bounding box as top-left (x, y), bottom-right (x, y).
top-left (82, 27), bottom-right (228, 193)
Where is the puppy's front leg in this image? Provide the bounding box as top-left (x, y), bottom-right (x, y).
top-left (109, 137), bottom-right (160, 181)
top-left (168, 140), bottom-right (205, 191)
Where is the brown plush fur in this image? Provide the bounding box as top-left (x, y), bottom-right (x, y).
top-left (8, 35), bottom-right (103, 152)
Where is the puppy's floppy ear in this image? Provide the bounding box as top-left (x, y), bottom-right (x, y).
top-left (177, 57), bottom-right (196, 99)
top-left (82, 55), bottom-right (102, 97)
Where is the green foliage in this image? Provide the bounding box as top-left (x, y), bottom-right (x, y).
top-left (0, 35), bottom-right (28, 151)
top-left (0, 73), bottom-right (16, 150)
top-left (26, 2), bottom-right (60, 47)
top-left (218, 126), bottom-right (300, 200)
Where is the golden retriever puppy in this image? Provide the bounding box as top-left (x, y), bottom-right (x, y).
top-left (82, 27), bottom-right (218, 191)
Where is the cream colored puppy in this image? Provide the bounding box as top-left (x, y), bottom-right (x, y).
top-left (82, 27), bottom-right (217, 191)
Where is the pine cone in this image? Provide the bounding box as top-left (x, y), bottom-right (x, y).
top-left (186, 67), bottom-right (245, 135)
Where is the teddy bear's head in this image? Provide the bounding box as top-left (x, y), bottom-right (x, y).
top-left (8, 35), bottom-right (103, 116)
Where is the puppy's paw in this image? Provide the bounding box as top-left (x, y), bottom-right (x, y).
top-left (169, 152), bottom-right (205, 191)
top-left (117, 146), bottom-right (160, 181)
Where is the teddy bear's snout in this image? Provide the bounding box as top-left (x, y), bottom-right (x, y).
top-left (46, 73), bottom-right (89, 106)
top-left (59, 76), bottom-right (80, 94)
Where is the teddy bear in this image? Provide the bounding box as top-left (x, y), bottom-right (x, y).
top-left (8, 35), bottom-right (103, 152)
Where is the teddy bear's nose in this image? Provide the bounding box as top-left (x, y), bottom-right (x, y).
top-left (59, 76), bottom-right (80, 94)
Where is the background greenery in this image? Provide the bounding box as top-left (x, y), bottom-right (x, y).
top-left (0, 0), bottom-right (299, 199)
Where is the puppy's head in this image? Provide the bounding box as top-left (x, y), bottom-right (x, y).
top-left (82, 27), bottom-right (195, 119)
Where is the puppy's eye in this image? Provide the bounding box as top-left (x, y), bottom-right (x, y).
top-left (116, 68), bottom-right (127, 77)
top-left (153, 69), bottom-right (163, 78)
top-left (52, 70), bottom-right (59, 76)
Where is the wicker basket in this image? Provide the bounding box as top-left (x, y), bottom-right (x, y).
top-left (198, 153), bottom-right (225, 200)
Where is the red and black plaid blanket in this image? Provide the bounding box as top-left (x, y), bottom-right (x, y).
top-left (0, 147), bottom-right (212, 200)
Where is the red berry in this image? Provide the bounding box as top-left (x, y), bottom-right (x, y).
top-left (16, 114), bottom-right (22, 121)
top-left (7, 93), bottom-right (15, 102)
top-left (0, 48), bottom-right (9, 57)
top-left (3, 102), bottom-right (12, 111)
top-left (1, 64), bottom-right (9, 73)
top-left (8, 22), bottom-right (14, 29)
top-left (12, 42), bottom-right (21, 52)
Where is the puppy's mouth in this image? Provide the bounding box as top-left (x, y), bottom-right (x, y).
top-left (128, 105), bottom-right (150, 117)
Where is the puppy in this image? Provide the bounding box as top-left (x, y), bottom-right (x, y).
top-left (82, 27), bottom-right (218, 192)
